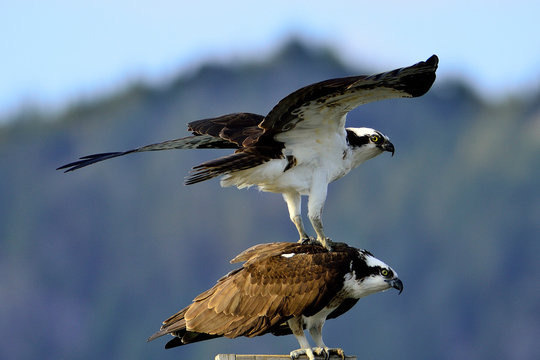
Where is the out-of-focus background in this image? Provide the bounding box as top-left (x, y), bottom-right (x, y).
top-left (1, 1), bottom-right (539, 359)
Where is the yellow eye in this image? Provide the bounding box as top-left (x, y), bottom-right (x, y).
top-left (370, 135), bottom-right (380, 143)
top-left (381, 269), bottom-right (389, 276)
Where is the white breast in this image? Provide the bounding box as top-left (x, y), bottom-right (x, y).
top-left (302, 303), bottom-right (339, 330)
top-left (220, 122), bottom-right (357, 194)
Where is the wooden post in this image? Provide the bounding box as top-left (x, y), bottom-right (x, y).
top-left (215, 354), bottom-right (356, 360)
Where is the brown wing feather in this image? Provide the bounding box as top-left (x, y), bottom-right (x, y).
top-left (230, 242), bottom-right (330, 265)
top-left (149, 243), bottom-right (355, 346)
top-left (58, 113), bottom-right (264, 173)
top-left (188, 113), bottom-right (265, 147)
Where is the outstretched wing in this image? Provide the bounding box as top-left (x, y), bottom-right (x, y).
top-left (148, 243), bottom-right (351, 346)
top-left (259, 55), bottom-right (439, 139)
top-left (181, 57), bottom-right (438, 183)
top-left (56, 113), bottom-right (264, 172)
top-left (58, 56), bottom-right (437, 177)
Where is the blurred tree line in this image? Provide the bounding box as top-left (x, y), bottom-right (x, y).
top-left (0, 40), bottom-right (538, 360)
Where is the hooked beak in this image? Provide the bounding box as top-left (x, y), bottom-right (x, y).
top-left (386, 278), bottom-right (403, 294)
top-left (382, 141), bottom-right (395, 157)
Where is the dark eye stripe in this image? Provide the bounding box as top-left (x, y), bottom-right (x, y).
top-left (346, 130), bottom-right (370, 147)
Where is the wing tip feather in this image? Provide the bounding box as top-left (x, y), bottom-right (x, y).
top-left (56, 150), bottom-right (136, 172)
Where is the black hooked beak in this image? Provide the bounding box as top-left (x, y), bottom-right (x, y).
top-left (382, 141), bottom-right (395, 157)
top-left (386, 278), bottom-right (403, 294)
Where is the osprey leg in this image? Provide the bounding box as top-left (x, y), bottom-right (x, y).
top-left (282, 192), bottom-right (311, 242)
top-left (306, 318), bottom-right (344, 359)
top-left (288, 317), bottom-right (315, 360)
top-left (308, 321), bottom-right (327, 350)
top-left (307, 177), bottom-right (333, 250)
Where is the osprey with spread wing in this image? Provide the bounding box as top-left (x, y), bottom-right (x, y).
top-left (58, 55), bottom-right (438, 249)
top-left (147, 242), bottom-right (403, 360)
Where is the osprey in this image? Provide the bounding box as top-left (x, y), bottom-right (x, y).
top-left (58, 55), bottom-right (438, 249)
top-left (147, 242), bottom-right (403, 360)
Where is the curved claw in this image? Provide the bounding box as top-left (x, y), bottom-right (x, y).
top-left (290, 347), bottom-right (345, 360)
top-left (318, 237), bottom-right (334, 251)
top-left (298, 237), bottom-right (315, 245)
top-left (313, 347), bottom-right (330, 360)
top-left (328, 348), bottom-right (345, 360)
top-left (290, 348), bottom-right (315, 360)
top-left (298, 237), bottom-right (334, 251)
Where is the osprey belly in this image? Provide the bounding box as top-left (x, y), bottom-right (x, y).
top-left (219, 147), bottom-right (355, 194)
top-left (220, 159), bottom-right (314, 194)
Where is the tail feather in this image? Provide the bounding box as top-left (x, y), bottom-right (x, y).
top-left (164, 337), bottom-right (183, 349)
top-left (147, 328), bottom-right (170, 343)
top-left (164, 332), bottom-right (221, 349)
top-left (148, 305), bottom-right (222, 349)
top-left (184, 152), bottom-right (269, 185)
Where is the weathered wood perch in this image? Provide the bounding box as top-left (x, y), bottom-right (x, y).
top-left (215, 355), bottom-right (356, 360)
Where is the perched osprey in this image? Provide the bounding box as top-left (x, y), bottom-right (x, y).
top-left (58, 55), bottom-right (438, 249)
top-left (147, 242), bottom-right (403, 360)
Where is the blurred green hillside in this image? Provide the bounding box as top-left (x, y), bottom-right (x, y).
top-left (1, 40), bottom-right (539, 360)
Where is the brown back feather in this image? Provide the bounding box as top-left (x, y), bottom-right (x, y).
top-left (151, 242), bottom-right (357, 345)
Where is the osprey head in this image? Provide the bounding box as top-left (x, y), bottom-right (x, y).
top-left (346, 127), bottom-right (395, 157)
top-left (345, 250), bottom-right (403, 298)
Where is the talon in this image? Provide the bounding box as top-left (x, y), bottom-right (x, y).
top-left (313, 347), bottom-right (330, 360)
top-left (325, 348), bottom-right (346, 360)
top-left (298, 237), bottom-right (316, 245)
top-left (290, 348), bottom-right (315, 360)
top-left (298, 237), bottom-right (310, 245)
top-left (317, 237), bottom-right (334, 251)
top-left (289, 350), bottom-right (299, 360)
top-left (334, 348), bottom-right (345, 360)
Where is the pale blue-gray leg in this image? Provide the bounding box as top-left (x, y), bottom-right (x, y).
top-left (282, 192), bottom-right (311, 243)
top-left (288, 317), bottom-right (315, 360)
top-left (307, 176), bottom-right (333, 250)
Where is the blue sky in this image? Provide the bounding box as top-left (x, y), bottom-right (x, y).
top-left (2, 1), bottom-right (539, 120)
